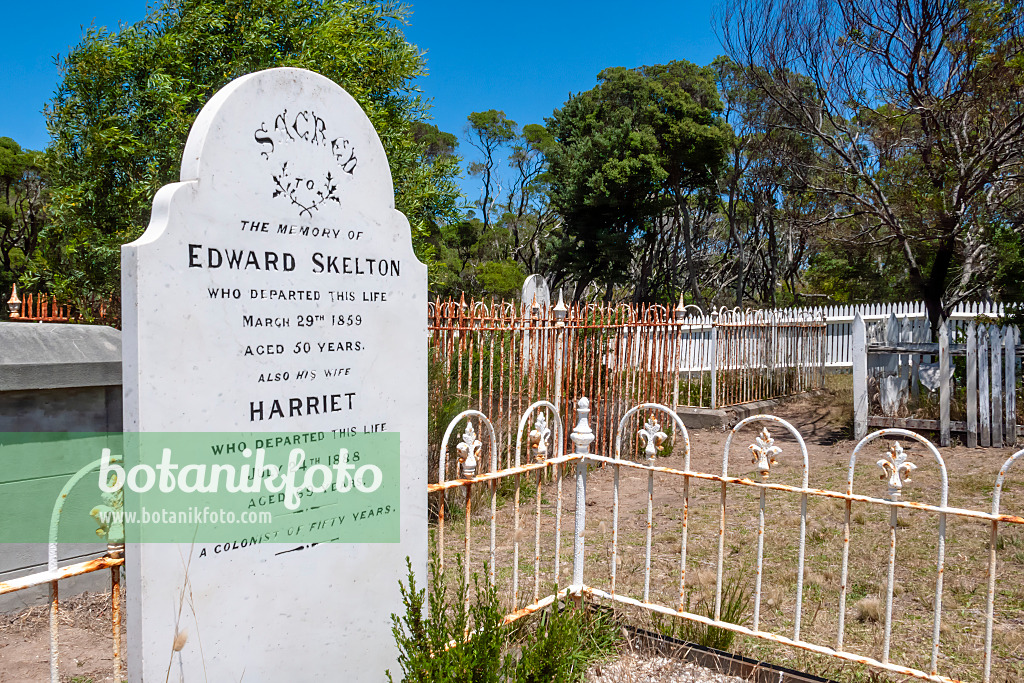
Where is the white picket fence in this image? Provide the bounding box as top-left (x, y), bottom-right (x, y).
top-left (747, 300), bottom-right (1009, 368)
top-left (851, 313), bottom-right (1022, 447)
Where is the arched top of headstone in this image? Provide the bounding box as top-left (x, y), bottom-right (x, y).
top-left (522, 274), bottom-right (550, 309)
top-left (180, 67), bottom-right (395, 213)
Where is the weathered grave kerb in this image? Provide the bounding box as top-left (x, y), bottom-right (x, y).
top-left (122, 67), bottom-right (427, 681)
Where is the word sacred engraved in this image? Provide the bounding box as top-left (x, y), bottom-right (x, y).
top-left (254, 108), bottom-right (359, 218)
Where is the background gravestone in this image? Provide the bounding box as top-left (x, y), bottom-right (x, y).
top-left (121, 67), bottom-right (427, 681)
top-left (521, 273), bottom-right (550, 310)
top-left (520, 274), bottom-right (551, 368)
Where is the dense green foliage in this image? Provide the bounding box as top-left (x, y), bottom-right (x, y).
top-left (544, 61), bottom-right (731, 303)
top-left (41, 0), bottom-right (460, 311)
top-left (0, 137), bottom-right (45, 304)
top-left (17, 0), bottom-right (1023, 312)
top-left (388, 556), bottom-right (506, 683)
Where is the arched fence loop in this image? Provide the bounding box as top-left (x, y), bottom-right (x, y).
top-left (844, 429), bottom-right (948, 673)
top-left (722, 415), bottom-right (809, 636)
top-left (436, 410), bottom-right (498, 585)
top-left (985, 448), bottom-right (1024, 682)
top-left (609, 403), bottom-right (690, 601)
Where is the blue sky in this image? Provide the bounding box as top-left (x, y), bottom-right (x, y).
top-left (1, 1), bottom-right (722, 196)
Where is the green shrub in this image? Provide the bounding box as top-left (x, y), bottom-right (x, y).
top-left (387, 555), bottom-right (504, 683)
top-left (387, 556), bottom-right (621, 682)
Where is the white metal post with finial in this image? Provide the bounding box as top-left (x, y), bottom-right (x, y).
top-left (570, 397), bottom-right (595, 590)
top-left (7, 283), bottom-right (21, 318)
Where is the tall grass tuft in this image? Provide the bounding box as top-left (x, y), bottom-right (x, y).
top-left (655, 574), bottom-right (752, 651)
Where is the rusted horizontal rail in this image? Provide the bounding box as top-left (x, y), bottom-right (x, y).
top-left (0, 556), bottom-right (124, 595)
top-left (427, 453), bottom-right (578, 492)
top-left (431, 449), bottom-right (1024, 525)
top-left (580, 452), bottom-right (1024, 525)
top-left (499, 590), bottom-right (566, 626)
top-left (579, 586), bottom-right (964, 683)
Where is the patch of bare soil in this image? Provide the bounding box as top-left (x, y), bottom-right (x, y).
top-left (0, 589), bottom-right (125, 683)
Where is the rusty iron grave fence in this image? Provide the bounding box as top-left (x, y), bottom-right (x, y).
top-left (428, 297), bottom-right (826, 469)
top-left (430, 398), bottom-right (1024, 683)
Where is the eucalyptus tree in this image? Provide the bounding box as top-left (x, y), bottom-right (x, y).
top-left (0, 137), bottom-right (46, 299)
top-left (721, 0), bottom-right (1024, 326)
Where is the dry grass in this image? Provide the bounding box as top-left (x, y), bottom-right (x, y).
top-left (853, 597), bottom-right (882, 623)
top-left (432, 395), bottom-right (1024, 683)
top-left (0, 589), bottom-right (121, 636)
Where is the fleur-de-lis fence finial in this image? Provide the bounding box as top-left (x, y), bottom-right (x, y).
top-left (637, 414), bottom-right (668, 460)
top-left (456, 421), bottom-right (482, 478)
top-left (877, 441), bottom-right (917, 498)
top-left (528, 412), bottom-right (551, 463)
top-left (750, 427), bottom-right (782, 478)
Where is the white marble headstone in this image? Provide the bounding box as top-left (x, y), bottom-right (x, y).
top-left (521, 274), bottom-right (550, 310)
top-left (121, 67), bottom-right (427, 681)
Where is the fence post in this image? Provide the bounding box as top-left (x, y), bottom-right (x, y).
top-left (570, 397), bottom-right (594, 591)
top-left (853, 313), bottom-right (868, 440)
top-left (710, 324), bottom-right (718, 410)
top-left (940, 319), bottom-right (951, 447)
top-left (967, 322), bottom-right (978, 448)
top-left (1007, 326), bottom-right (1018, 443)
top-left (991, 326), bottom-right (1004, 448)
top-left (979, 326), bottom-right (990, 447)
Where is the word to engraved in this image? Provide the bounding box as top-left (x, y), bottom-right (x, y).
top-left (254, 108), bottom-right (358, 217)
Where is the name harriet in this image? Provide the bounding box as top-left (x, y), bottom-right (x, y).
top-left (249, 392), bottom-right (356, 422)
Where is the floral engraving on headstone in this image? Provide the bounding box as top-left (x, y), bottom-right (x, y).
top-left (254, 108), bottom-right (358, 217)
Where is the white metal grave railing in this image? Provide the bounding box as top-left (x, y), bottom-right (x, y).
top-left (432, 398), bottom-right (1024, 683)
top-left (0, 457), bottom-right (124, 683)
top-left (7, 396), bottom-right (1023, 683)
